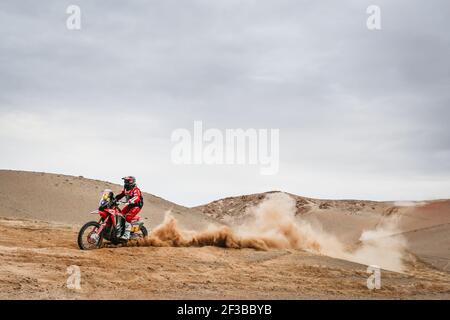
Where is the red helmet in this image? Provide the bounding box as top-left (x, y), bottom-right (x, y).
top-left (122, 176), bottom-right (136, 190)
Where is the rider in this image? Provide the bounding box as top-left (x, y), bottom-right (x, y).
top-left (114, 176), bottom-right (144, 240)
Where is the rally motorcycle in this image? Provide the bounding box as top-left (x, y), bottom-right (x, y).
top-left (77, 190), bottom-right (148, 250)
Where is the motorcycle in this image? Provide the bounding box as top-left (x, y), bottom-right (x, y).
top-left (77, 189), bottom-right (148, 250)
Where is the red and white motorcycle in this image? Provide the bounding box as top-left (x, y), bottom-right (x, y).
top-left (77, 190), bottom-right (148, 250)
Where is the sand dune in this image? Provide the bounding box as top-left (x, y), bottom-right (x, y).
top-left (0, 170), bottom-right (449, 299)
top-left (196, 192), bottom-right (450, 272)
top-left (0, 170), bottom-right (217, 230)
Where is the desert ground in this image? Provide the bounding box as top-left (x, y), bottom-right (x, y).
top-left (0, 170), bottom-right (449, 299)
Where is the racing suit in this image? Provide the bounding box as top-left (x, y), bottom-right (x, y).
top-left (115, 186), bottom-right (144, 239)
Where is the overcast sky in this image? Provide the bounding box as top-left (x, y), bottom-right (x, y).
top-left (1, 0), bottom-right (449, 206)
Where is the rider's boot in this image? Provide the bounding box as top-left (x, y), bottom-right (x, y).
top-left (116, 221), bottom-right (123, 239)
top-left (120, 222), bottom-right (132, 240)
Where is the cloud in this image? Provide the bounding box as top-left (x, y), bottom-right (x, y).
top-left (0, 0), bottom-right (449, 205)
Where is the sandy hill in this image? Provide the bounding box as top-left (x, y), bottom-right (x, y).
top-left (195, 192), bottom-right (450, 272)
top-left (0, 170), bottom-right (216, 230)
top-left (0, 170), bottom-right (449, 300)
top-left (1, 170), bottom-right (449, 272)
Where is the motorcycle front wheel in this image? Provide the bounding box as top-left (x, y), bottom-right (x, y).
top-left (78, 221), bottom-right (103, 250)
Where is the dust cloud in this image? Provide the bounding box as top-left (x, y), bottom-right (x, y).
top-left (129, 192), bottom-right (408, 272)
top-left (349, 215), bottom-right (407, 272)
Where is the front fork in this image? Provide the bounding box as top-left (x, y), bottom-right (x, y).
top-left (95, 216), bottom-right (109, 235)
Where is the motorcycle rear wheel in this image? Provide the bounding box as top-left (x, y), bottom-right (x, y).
top-left (78, 221), bottom-right (103, 250)
top-left (139, 225), bottom-right (149, 238)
